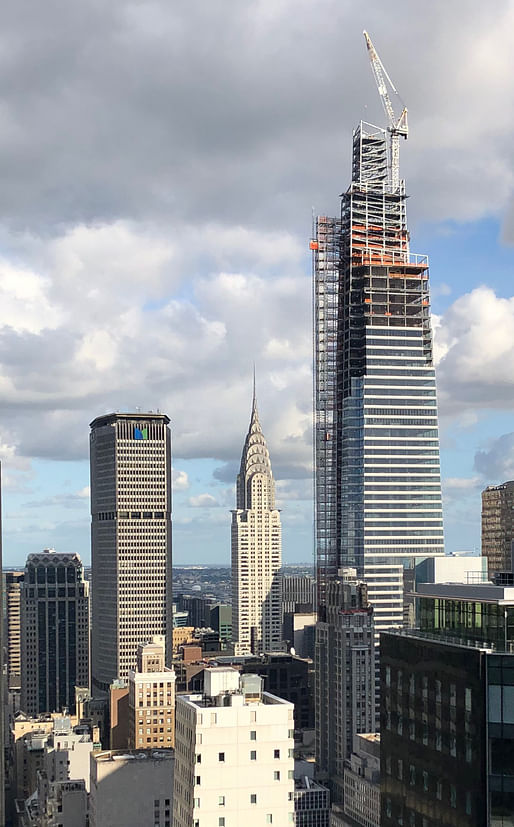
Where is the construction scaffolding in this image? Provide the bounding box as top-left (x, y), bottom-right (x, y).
top-left (312, 215), bottom-right (341, 614)
top-left (313, 123), bottom-right (435, 613)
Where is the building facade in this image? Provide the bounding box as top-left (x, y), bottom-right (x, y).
top-left (294, 776), bottom-right (330, 827)
top-left (282, 575), bottom-right (315, 613)
top-left (209, 603), bottom-right (232, 644)
top-left (232, 391), bottom-right (283, 654)
top-left (89, 749), bottom-right (174, 827)
top-left (481, 481), bottom-right (514, 577)
top-left (380, 581), bottom-right (514, 825)
top-left (90, 412), bottom-right (172, 692)
top-left (20, 550), bottom-right (89, 716)
top-left (313, 121), bottom-right (444, 628)
top-left (5, 571), bottom-right (24, 691)
top-left (128, 638), bottom-right (176, 749)
top-left (341, 733), bottom-right (380, 827)
top-left (173, 667), bottom-right (295, 826)
top-left (315, 570), bottom-right (375, 804)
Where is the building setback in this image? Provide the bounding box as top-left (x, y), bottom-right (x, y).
top-left (313, 116), bottom-right (444, 629)
top-left (232, 390), bottom-right (283, 655)
top-left (481, 481), bottom-right (514, 577)
top-left (20, 550), bottom-right (89, 717)
top-left (90, 412), bottom-right (172, 692)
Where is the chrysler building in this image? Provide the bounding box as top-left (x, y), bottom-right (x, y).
top-left (231, 387), bottom-right (283, 655)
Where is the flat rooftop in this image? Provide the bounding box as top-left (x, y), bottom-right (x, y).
top-left (181, 691), bottom-right (292, 709)
top-left (94, 749), bottom-right (173, 763)
top-left (416, 582), bottom-right (514, 604)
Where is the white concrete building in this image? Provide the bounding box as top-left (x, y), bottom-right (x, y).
top-left (89, 749), bottom-right (174, 827)
top-left (232, 389), bottom-right (283, 655)
top-left (173, 667), bottom-right (295, 826)
top-left (128, 637), bottom-right (176, 749)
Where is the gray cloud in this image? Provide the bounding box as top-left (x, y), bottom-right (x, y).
top-left (475, 433), bottom-right (514, 483)
top-left (0, 0), bottom-right (512, 236)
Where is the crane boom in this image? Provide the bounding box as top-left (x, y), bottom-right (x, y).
top-left (363, 30), bottom-right (408, 192)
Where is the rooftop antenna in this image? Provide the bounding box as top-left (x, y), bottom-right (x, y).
top-left (363, 30), bottom-right (408, 192)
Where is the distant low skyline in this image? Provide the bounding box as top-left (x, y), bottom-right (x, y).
top-left (2, 1), bottom-right (514, 566)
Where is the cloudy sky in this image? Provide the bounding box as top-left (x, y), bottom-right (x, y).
top-left (2, 0), bottom-right (514, 567)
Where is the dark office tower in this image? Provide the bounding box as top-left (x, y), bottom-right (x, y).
top-left (282, 574), bottom-right (315, 612)
top-left (5, 571), bottom-right (24, 690)
top-left (481, 481), bottom-right (514, 577)
top-left (90, 413), bottom-right (172, 693)
top-left (20, 550), bottom-right (89, 716)
top-left (315, 569), bottom-right (375, 803)
top-left (313, 125), bottom-right (444, 630)
top-left (380, 580), bottom-right (514, 825)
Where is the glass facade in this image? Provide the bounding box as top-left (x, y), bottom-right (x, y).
top-left (314, 122), bottom-right (443, 624)
top-left (420, 596), bottom-right (514, 651)
top-left (21, 551), bottom-right (89, 716)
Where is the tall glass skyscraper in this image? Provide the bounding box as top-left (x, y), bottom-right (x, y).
top-left (313, 122), bottom-right (444, 631)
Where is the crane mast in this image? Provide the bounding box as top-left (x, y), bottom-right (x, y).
top-left (363, 30), bottom-right (408, 193)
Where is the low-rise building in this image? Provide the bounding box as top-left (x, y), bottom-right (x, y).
top-left (294, 776), bottom-right (330, 826)
top-left (89, 749), bottom-right (174, 827)
top-left (340, 733), bottom-right (380, 827)
top-left (173, 667), bottom-right (295, 826)
top-left (128, 638), bottom-right (176, 749)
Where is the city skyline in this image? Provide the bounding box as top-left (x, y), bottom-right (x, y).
top-left (1, 3), bottom-right (514, 566)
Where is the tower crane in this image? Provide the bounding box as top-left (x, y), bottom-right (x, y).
top-left (363, 30), bottom-right (408, 193)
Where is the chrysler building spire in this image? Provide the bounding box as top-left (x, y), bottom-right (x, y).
top-left (236, 377), bottom-right (274, 511)
top-left (232, 381), bottom-right (283, 655)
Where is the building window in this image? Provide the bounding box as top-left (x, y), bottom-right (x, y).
top-left (218, 752), bottom-right (225, 762)
top-left (466, 791), bottom-right (472, 815)
top-left (250, 730), bottom-right (256, 740)
top-left (465, 687), bottom-right (472, 712)
top-left (423, 771), bottom-right (429, 792)
top-left (274, 771), bottom-right (280, 781)
top-left (266, 816), bottom-right (273, 824)
top-left (196, 776), bottom-right (201, 785)
top-left (250, 794), bottom-right (257, 804)
top-left (218, 796), bottom-right (225, 806)
top-left (193, 798), bottom-right (200, 807)
top-left (219, 819), bottom-right (225, 827)
top-left (450, 785), bottom-right (457, 808)
top-left (436, 780), bottom-right (442, 800)
top-left (250, 751), bottom-right (257, 760)
top-left (274, 749), bottom-right (280, 759)
top-left (409, 765), bottom-right (415, 786)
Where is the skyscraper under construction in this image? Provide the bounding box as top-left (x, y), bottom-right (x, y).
top-left (313, 35), bottom-right (444, 633)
